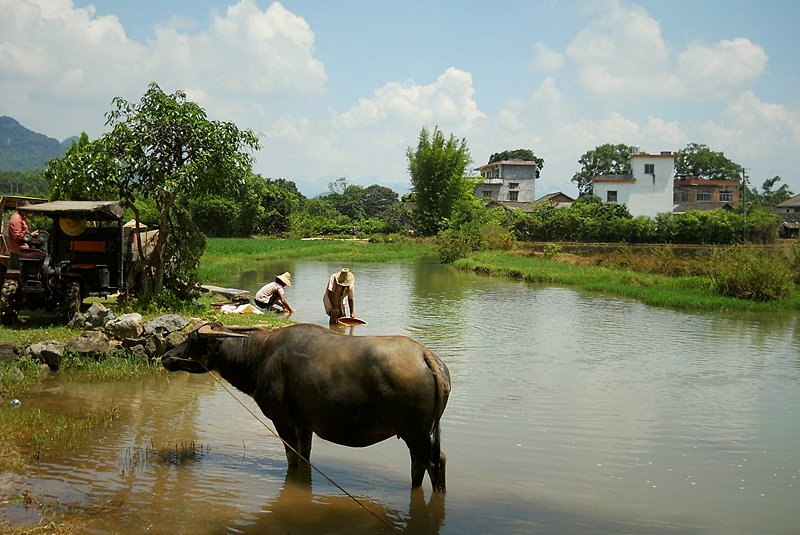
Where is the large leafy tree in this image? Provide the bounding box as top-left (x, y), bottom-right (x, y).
top-left (46, 82), bottom-right (260, 301)
top-left (488, 149), bottom-right (544, 170)
top-left (361, 184), bottom-right (399, 219)
top-left (747, 175), bottom-right (794, 207)
top-left (325, 177), bottom-right (366, 220)
top-left (324, 178), bottom-right (399, 220)
top-left (188, 173), bottom-right (299, 237)
top-left (675, 142), bottom-right (742, 181)
top-left (407, 126), bottom-right (477, 236)
top-left (571, 143), bottom-right (635, 196)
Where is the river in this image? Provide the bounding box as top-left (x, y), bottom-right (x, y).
top-left (3, 256), bottom-right (799, 534)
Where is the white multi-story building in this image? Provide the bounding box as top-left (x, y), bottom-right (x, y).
top-left (474, 160), bottom-right (539, 203)
top-left (592, 151), bottom-right (675, 218)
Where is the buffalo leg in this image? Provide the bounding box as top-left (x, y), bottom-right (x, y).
top-left (410, 452), bottom-right (427, 488)
top-left (274, 421), bottom-right (302, 466)
top-left (296, 427), bottom-right (313, 463)
top-left (406, 434), bottom-right (447, 492)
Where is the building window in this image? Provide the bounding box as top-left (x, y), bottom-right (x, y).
top-left (719, 191), bottom-right (734, 202)
top-left (697, 191), bottom-right (712, 202)
top-left (508, 182), bottom-right (519, 190)
top-left (508, 191), bottom-right (519, 201)
top-left (482, 190), bottom-right (492, 198)
top-left (681, 191), bottom-right (689, 202)
top-left (607, 191), bottom-right (617, 203)
top-left (644, 164), bottom-right (655, 175)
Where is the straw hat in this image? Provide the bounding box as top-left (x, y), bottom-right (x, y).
top-left (335, 268), bottom-right (354, 287)
top-left (276, 272), bottom-right (292, 286)
top-left (59, 215), bottom-right (87, 236)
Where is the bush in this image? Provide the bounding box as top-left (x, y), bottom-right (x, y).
top-left (708, 245), bottom-right (795, 301)
top-left (480, 223), bottom-right (516, 251)
top-left (437, 229), bottom-right (481, 263)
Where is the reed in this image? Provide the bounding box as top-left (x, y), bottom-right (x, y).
top-left (0, 403), bottom-right (119, 472)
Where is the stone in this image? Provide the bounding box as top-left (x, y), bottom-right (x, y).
top-left (39, 364), bottom-right (52, 378)
top-left (9, 367), bottom-right (24, 381)
top-left (128, 345), bottom-right (148, 359)
top-left (83, 302), bottom-right (116, 330)
top-left (66, 331), bottom-right (112, 358)
top-left (0, 342), bottom-right (20, 364)
top-left (122, 337), bottom-right (145, 349)
top-left (105, 313), bottom-right (144, 340)
top-left (68, 312), bottom-right (86, 329)
top-left (144, 315), bottom-right (189, 337)
top-left (144, 334), bottom-right (167, 356)
top-left (25, 341), bottom-right (65, 371)
top-left (165, 330), bottom-right (187, 349)
top-left (200, 284), bottom-right (250, 302)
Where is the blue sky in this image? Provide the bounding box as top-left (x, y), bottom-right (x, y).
top-left (2, 0), bottom-right (799, 199)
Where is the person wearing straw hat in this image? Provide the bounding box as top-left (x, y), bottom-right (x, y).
top-left (323, 267), bottom-right (355, 323)
top-left (254, 272), bottom-right (294, 314)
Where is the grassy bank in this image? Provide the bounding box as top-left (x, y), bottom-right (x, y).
top-left (454, 250), bottom-right (800, 312)
top-left (199, 237), bottom-right (436, 284)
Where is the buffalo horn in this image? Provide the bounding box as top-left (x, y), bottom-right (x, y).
top-left (198, 324), bottom-right (250, 339)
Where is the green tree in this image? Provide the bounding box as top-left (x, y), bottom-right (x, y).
top-left (487, 149), bottom-right (544, 170)
top-left (407, 126), bottom-right (477, 236)
top-left (362, 184), bottom-right (399, 219)
top-left (747, 175), bottom-right (793, 207)
top-left (325, 177), bottom-right (366, 220)
top-left (265, 177), bottom-right (306, 210)
top-left (675, 143), bottom-right (742, 181)
top-left (571, 143), bottom-right (635, 196)
top-left (46, 82), bottom-right (260, 301)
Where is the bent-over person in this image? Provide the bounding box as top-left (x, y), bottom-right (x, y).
top-left (254, 272), bottom-right (293, 314)
top-left (323, 268), bottom-right (354, 323)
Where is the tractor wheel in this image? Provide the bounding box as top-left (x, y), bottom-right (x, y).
top-left (0, 279), bottom-right (19, 325)
top-left (66, 282), bottom-right (82, 321)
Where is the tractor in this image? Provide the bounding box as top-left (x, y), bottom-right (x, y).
top-left (0, 198), bottom-right (154, 324)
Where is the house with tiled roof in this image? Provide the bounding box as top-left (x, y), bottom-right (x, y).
top-left (774, 194), bottom-right (800, 238)
top-left (592, 150), bottom-right (675, 218)
top-left (535, 191), bottom-right (574, 207)
top-left (474, 160), bottom-right (539, 202)
top-left (673, 176), bottom-right (739, 207)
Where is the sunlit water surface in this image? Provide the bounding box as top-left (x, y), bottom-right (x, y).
top-left (3, 257), bottom-right (799, 534)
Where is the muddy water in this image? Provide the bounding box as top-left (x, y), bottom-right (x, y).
top-left (4, 257), bottom-right (800, 534)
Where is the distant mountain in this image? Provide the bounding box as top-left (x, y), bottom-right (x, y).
top-left (0, 116), bottom-right (76, 172)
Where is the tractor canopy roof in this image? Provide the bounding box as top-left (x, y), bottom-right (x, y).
top-left (17, 200), bottom-right (124, 221)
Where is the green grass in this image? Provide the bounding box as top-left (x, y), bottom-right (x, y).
top-left (199, 237), bottom-right (436, 283)
top-left (454, 250), bottom-right (800, 311)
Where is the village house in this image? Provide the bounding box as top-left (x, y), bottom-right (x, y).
top-left (483, 192), bottom-right (574, 214)
top-left (774, 194), bottom-right (800, 238)
top-left (673, 176), bottom-right (740, 207)
top-left (474, 160), bottom-right (539, 203)
top-left (591, 150), bottom-right (675, 218)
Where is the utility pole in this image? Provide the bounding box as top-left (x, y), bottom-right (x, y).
top-left (742, 168), bottom-right (750, 243)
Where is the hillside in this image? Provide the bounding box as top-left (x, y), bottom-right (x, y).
top-left (0, 116), bottom-right (75, 172)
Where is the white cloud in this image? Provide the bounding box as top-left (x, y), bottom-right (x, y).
top-left (699, 91), bottom-right (800, 159)
top-left (533, 41), bottom-right (565, 72)
top-left (676, 39), bottom-right (768, 100)
top-left (0, 0), bottom-right (327, 138)
top-left (335, 67), bottom-right (485, 132)
top-left (565, 0), bottom-right (767, 101)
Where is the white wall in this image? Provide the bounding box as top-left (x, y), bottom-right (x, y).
top-left (593, 154), bottom-right (674, 218)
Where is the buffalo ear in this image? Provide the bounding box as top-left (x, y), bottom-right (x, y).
top-left (198, 323), bottom-right (250, 339)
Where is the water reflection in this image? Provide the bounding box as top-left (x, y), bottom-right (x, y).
top-left (228, 465), bottom-right (446, 535)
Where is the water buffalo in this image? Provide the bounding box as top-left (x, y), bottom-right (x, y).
top-left (161, 322), bottom-right (451, 492)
